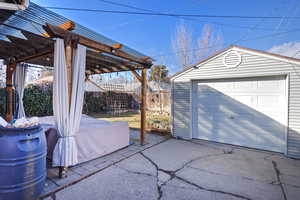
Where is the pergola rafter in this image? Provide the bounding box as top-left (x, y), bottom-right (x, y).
top-left (43, 23), bottom-right (152, 67)
top-left (0, 40), bottom-right (30, 58)
top-left (7, 35), bottom-right (40, 53)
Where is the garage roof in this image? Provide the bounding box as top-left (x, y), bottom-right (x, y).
top-left (170, 45), bottom-right (300, 80)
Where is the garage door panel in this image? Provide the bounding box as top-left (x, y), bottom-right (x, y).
top-left (257, 79), bottom-right (285, 91)
top-left (193, 76), bottom-right (287, 153)
top-left (196, 120), bottom-right (259, 147)
top-left (257, 95), bottom-right (284, 106)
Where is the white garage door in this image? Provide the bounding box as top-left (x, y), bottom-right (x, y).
top-left (192, 76), bottom-right (287, 152)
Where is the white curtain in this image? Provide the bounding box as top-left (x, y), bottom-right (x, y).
top-left (14, 63), bottom-right (27, 118)
top-left (52, 38), bottom-right (86, 167)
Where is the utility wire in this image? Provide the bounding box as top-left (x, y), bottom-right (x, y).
top-left (3, 4), bottom-right (299, 60)
top-left (96, 0), bottom-right (290, 31)
top-left (97, 0), bottom-right (152, 12)
top-left (3, 13), bottom-right (300, 60)
top-left (44, 6), bottom-right (300, 20)
top-left (152, 4), bottom-right (293, 59)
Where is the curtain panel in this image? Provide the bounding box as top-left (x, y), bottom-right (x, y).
top-left (14, 63), bottom-right (27, 119)
top-left (52, 38), bottom-right (86, 167)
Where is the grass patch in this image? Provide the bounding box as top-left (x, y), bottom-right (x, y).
top-left (90, 112), bottom-right (141, 129)
top-left (89, 111), bottom-right (170, 130)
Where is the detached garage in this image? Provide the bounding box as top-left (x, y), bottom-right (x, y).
top-left (171, 46), bottom-right (300, 158)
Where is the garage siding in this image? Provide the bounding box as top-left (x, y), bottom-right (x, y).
top-left (172, 50), bottom-right (300, 158)
top-left (172, 82), bottom-right (191, 139)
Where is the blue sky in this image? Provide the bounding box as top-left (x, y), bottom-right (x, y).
top-left (32, 0), bottom-right (300, 74)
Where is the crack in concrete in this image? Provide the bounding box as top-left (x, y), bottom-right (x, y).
top-left (263, 154), bottom-right (278, 161)
top-left (183, 138), bottom-right (236, 153)
top-left (114, 164), bottom-right (155, 177)
top-left (186, 165), bottom-right (279, 185)
top-left (285, 183), bottom-right (300, 189)
top-left (269, 180), bottom-right (280, 185)
top-left (272, 160), bottom-right (287, 200)
top-left (175, 153), bottom-right (226, 173)
top-left (139, 152), bottom-right (164, 200)
top-left (174, 175), bottom-right (251, 200)
top-left (139, 152), bottom-right (252, 200)
top-left (159, 179), bottom-right (203, 191)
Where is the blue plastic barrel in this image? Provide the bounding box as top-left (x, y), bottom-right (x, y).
top-left (0, 125), bottom-right (47, 200)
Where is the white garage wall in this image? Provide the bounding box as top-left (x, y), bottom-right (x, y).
top-left (172, 81), bottom-right (191, 139)
top-left (171, 47), bottom-right (300, 158)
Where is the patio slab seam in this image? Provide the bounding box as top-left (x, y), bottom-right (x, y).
top-left (114, 164), bottom-right (155, 178)
top-left (39, 137), bottom-right (171, 200)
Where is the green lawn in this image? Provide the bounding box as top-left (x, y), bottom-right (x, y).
top-left (89, 111), bottom-right (170, 131)
top-left (90, 112), bottom-right (141, 129)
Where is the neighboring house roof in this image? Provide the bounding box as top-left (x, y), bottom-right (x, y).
top-left (170, 45), bottom-right (300, 81)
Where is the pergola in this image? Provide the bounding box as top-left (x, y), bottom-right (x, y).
top-left (0, 3), bottom-right (153, 147)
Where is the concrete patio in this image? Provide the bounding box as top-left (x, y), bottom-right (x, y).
top-left (41, 130), bottom-right (300, 200)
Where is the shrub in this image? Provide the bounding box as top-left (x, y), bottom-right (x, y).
top-left (23, 83), bottom-right (53, 117)
top-left (0, 83), bottom-right (139, 117)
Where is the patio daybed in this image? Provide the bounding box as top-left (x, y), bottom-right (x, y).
top-left (40, 115), bottom-right (129, 164)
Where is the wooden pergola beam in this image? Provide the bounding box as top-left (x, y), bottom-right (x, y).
top-left (22, 31), bottom-right (54, 47)
top-left (87, 50), bottom-right (139, 69)
top-left (87, 56), bottom-right (137, 72)
top-left (43, 23), bottom-right (152, 66)
top-left (0, 35), bottom-right (30, 55)
top-left (131, 70), bottom-right (142, 83)
top-left (118, 65), bottom-right (130, 71)
top-left (5, 62), bottom-right (17, 122)
top-left (15, 49), bottom-right (53, 63)
top-left (140, 68), bottom-right (147, 145)
top-left (59, 38), bottom-right (74, 178)
top-left (87, 58), bottom-right (130, 74)
top-left (0, 40), bottom-right (29, 58)
top-left (42, 20), bottom-right (76, 38)
top-left (92, 68), bottom-right (104, 74)
top-left (0, 34), bottom-right (53, 64)
top-left (86, 78), bottom-right (106, 91)
top-left (6, 35), bottom-right (41, 53)
top-left (112, 43), bottom-right (123, 49)
top-left (65, 41), bottom-right (73, 108)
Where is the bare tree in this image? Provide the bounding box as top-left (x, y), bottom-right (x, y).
top-left (172, 22), bottom-right (194, 69)
top-left (172, 23), bottom-right (223, 69)
top-left (196, 24), bottom-right (223, 59)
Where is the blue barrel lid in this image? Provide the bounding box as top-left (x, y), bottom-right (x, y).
top-left (0, 125), bottom-right (42, 134)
